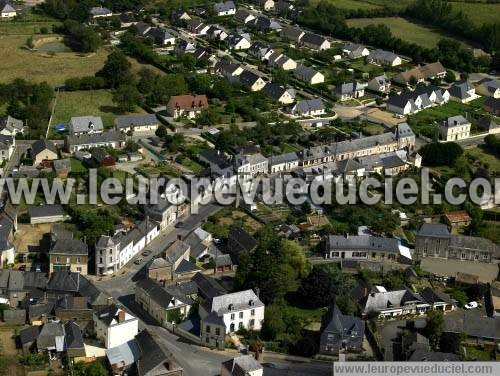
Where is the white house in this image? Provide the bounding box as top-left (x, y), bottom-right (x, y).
top-left (89, 7), bottom-right (112, 18)
top-left (114, 114), bottom-right (158, 135)
top-left (0, 116), bottom-right (24, 136)
top-left (440, 115), bottom-right (471, 142)
top-left (476, 78), bottom-right (500, 98)
top-left (238, 70), bottom-right (266, 92)
top-left (267, 52), bottom-right (297, 71)
top-left (69, 115), bottom-right (104, 136)
top-left (235, 152), bottom-right (268, 177)
top-left (227, 33), bottom-right (251, 50)
top-left (294, 65), bottom-right (324, 85)
top-left (200, 290), bottom-right (265, 333)
top-left (334, 81), bottom-right (366, 101)
top-left (256, 0), bottom-right (275, 11)
top-left (449, 80), bottom-right (479, 103)
top-left (94, 305), bottom-right (139, 349)
top-left (0, 1), bottom-right (16, 18)
top-left (287, 99), bottom-right (325, 117)
top-left (263, 82), bottom-right (295, 105)
top-left (300, 32), bottom-right (330, 50)
top-left (268, 152), bottom-right (299, 173)
top-left (343, 43), bottom-right (369, 59)
top-left (368, 49), bottom-right (402, 67)
top-left (0, 135), bottom-right (15, 163)
top-left (214, 1), bottom-right (236, 16)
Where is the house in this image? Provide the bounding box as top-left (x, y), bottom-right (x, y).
top-left (367, 75), bottom-right (391, 94)
top-left (294, 65), bottom-right (324, 85)
top-left (268, 152), bottom-right (299, 173)
top-left (37, 322), bottom-right (65, 355)
top-left (444, 310), bottom-right (500, 346)
top-left (216, 60), bottom-right (244, 82)
top-left (28, 204), bottom-right (67, 225)
top-left (144, 198), bottom-right (180, 231)
top-left (287, 99), bottom-right (325, 117)
top-left (64, 321), bottom-right (86, 359)
top-left (65, 130), bottom-right (126, 153)
top-left (359, 287), bottom-right (429, 318)
top-left (95, 219), bottom-right (160, 275)
top-left (420, 287), bottom-right (456, 312)
top-left (135, 21), bottom-right (152, 36)
top-left (69, 115), bottom-right (104, 136)
top-left (94, 304), bottom-right (139, 348)
top-left (449, 79), bottom-right (479, 103)
top-left (477, 116), bottom-right (499, 133)
top-left (387, 86), bottom-right (449, 115)
top-left (255, 0), bottom-right (275, 11)
top-left (207, 25), bottom-right (228, 41)
top-left (319, 303), bottom-right (364, 354)
top-left (281, 25), bottom-right (304, 43)
top-left (91, 148), bottom-right (115, 167)
top-left (342, 43), bottom-right (369, 59)
top-left (89, 6), bottom-right (112, 18)
top-left (54, 295), bottom-right (94, 333)
top-left (167, 94), bottom-right (209, 119)
top-left (184, 227), bottom-right (216, 260)
top-left (262, 82), bottom-right (295, 104)
top-left (414, 223), bottom-right (499, 263)
top-left (227, 225), bottom-right (257, 262)
top-left (119, 13), bottom-right (137, 28)
top-left (49, 236), bottom-right (88, 275)
top-left (186, 19), bottom-right (210, 35)
top-left (135, 278), bottom-right (194, 326)
top-left (0, 1), bottom-right (16, 18)
top-left (252, 16), bottom-right (281, 32)
top-left (248, 42), bottom-right (273, 61)
top-left (221, 355), bottom-right (263, 376)
top-left (115, 114), bottom-right (158, 134)
top-left (200, 289), bottom-right (265, 332)
top-left (475, 78), bottom-right (500, 98)
top-left (133, 329), bottom-right (183, 376)
top-left (324, 234), bottom-right (412, 263)
top-left (215, 254), bottom-right (233, 272)
top-left (368, 49), bottom-right (402, 67)
top-left (402, 332), bottom-right (460, 361)
top-left (147, 28), bottom-right (175, 46)
top-left (170, 9), bottom-right (191, 23)
top-left (440, 115), bottom-right (471, 141)
top-left (300, 32), bottom-right (330, 50)
top-left (226, 33), bottom-right (251, 50)
top-left (394, 62), bottom-right (446, 85)
top-left (106, 339), bottom-right (141, 374)
top-left (0, 115), bottom-right (24, 136)
top-left (238, 70), bottom-right (266, 92)
top-left (214, 1), bottom-right (236, 16)
top-left (334, 81), bottom-right (366, 101)
top-left (484, 97), bottom-right (500, 116)
top-left (0, 135), bottom-right (14, 162)
top-left (235, 151), bottom-right (268, 176)
top-left (267, 52), bottom-right (297, 71)
top-left (235, 9), bottom-right (255, 24)
top-left (52, 159), bottom-right (71, 178)
top-left (31, 138), bottom-right (58, 165)
top-left (175, 38), bottom-right (196, 54)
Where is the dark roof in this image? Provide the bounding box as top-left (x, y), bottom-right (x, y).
top-left (199, 149), bottom-right (231, 169)
top-left (202, 310), bottom-right (225, 326)
top-left (444, 311), bottom-right (500, 340)
top-left (301, 32), bottom-right (327, 47)
top-left (28, 204), bottom-right (65, 219)
top-left (485, 97), bottom-right (500, 111)
top-left (222, 355), bottom-right (262, 375)
top-left (135, 329), bottom-right (179, 376)
top-left (420, 287), bottom-right (453, 305)
top-left (409, 348), bottom-right (460, 361)
top-left (64, 321), bottom-right (84, 349)
top-left (321, 303), bottom-right (364, 340)
top-left (19, 326), bottom-right (40, 345)
top-left (417, 223), bottom-right (450, 238)
top-left (31, 138), bottom-right (57, 156)
top-left (28, 302), bottom-right (55, 321)
top-left (192, 272), bottom-right (227, 300)
top-left (136, 278), bottom-right (193, 308)
top-left (228, 225), bottom-right (257, 252)
top-left (115, 114), bottom-right (157, 129)
top-left (175, 259), bottom-right (201, 274)
top-left (50, 238), bottom-right (88, 256)
top-left (239, 70), bottom-right (263, 87)
top-left (47, 272), bottom-right (102, 303)
top-left (95, 304), bottom-right (122, 326)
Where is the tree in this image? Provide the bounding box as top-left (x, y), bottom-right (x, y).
top-left (113, 84), bottom-right (142, 113)
top-left (26, 36), bottom-right (34, 48)
top-left (73, 361), bottom-right (108, 376)
top-left (444, 70), bottom-right (456, 83)
top-left (336, 295), bottom-right (357, 315)
top-left (280, 240), bottom-right (308, 279)
top-left (298, 267), bottom-right (336, 308)
top-left (261, 304), bottom-right (286, 340)
top-left (426, 310), bottom-right (444, 350)
top-left (449, 288), bottom-right (468, 307)
top-left (97, 50), bottom-right (133, 89)
top-left (419, 142), bottom-right (463, 167)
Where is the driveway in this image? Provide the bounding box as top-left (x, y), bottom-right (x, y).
top-left (376, 320), bottom-right (408, 361)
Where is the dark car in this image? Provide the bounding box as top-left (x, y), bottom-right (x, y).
top-left (175, 221), bottom-right (184, 228)
top-left (134, 258), bottom-right (143, 265)
top-left (142, 250), bottom-right (151, 256)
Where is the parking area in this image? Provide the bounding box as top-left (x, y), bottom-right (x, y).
top-left (420, 258), bottom-right (499, 283)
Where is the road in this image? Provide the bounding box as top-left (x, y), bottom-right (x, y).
top-left (95, 202), bottom-right (331, 376)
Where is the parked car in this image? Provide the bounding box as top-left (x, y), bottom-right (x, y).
top-left (18, 265), bottom-right (26, 271)
top-left (175, 221), bottom-right (184, 228)
top-left (464, 301), bottom-right (478, 309)
top-left (134, 258), bottom-right (143, 265)
top-left (142, 250), bottom-right (151, 256)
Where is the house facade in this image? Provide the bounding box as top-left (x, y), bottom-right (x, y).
top-left (94, 304), bottom-right (139, 348)
top-left (167, 94), bottom-right (209, 119)
top-left (320, 304), bottom-right (364, 354)
top-left (115, 114), bottom-right (158, 134)
top-left (439, 115), bottom-right (471, 142)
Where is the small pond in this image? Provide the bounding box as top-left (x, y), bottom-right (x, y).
top-left (37, 41), bottom-right (71, 53)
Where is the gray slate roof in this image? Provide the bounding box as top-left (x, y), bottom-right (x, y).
top-left (50, 238), bottom-right (88, 256)
top-left (115, 114), bottom-right (157, 129)
top-left (209, 289), bottom-right (263, 315)
top-left (417, 223), bottom-right (450, 238)
top-left (66, 130), bottom-right (125, 147)
top-left (32, 138), bottom-right (57, 156)
top-left (28, 204), bottom-right (65, 219)
top-left (327, 235), bottom-right (400, 253)
top-left (69, 116), bottom-right (104, 134)
top-left (222, 355), bottom-right (262, 375)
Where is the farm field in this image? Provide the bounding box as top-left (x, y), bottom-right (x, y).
top-left (346, 17), bottom-right (448, 48)
top-left (310, 0), bottom-right (413, 10)
top-left (51, 89), bottom-right (146, 130)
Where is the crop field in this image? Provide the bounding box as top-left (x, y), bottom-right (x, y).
top-left (310, 0), bottom-right (413, 10)
top-left (448, 2), bottom-right (500, 27)
top-left (347, 17), bottom-right (453, 48)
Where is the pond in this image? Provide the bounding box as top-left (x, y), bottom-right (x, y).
top-left (37, 41), bottom-right (71, 53)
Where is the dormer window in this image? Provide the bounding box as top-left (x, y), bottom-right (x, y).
top-left (249, 300), bottom-right (254, 306)
top-left (228, 304), bottom-right (233, 310)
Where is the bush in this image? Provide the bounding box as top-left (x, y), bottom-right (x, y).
top-left (419, 142), bottom-right (463, 167)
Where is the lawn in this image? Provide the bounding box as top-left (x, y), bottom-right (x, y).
top-left (465, 146), bottom-right (500, 175)
top-left (51, 89), bottom-right (146, 130)
top-left (347, 17), bottom-right (450, 48)
top-left (69, 158), bottom-right (88, 174)
top-left (310, 0), bottom-right (382, 10)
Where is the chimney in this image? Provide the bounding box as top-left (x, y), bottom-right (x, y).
top-left (177, 233), bottom-right (182, 241)
top-left (363, 287), bottom-right (368, 297)
top-left (107, 297), bottom-right (113, 306)
top-left (117, 310), bottom-right (126, 323)
top-left (41, 313), bottom-right (48, 324)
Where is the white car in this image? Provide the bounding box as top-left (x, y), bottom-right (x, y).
top-left (464, 301), bottom-right (478, 309)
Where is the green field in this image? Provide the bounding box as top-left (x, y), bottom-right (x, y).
top-left (51, 90), bottom-right (145, 130)
top-left (449, 2), bottom-right (500, 27)
top-left (347, 17), bottom-right (449, 48)
top-left (310, 0), bottom-right (413, 10)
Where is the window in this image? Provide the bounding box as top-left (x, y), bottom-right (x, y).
top-left (206, 325), bottom-right (211, 333)
top-left (250, 309), bottom-right (255, 316)
top-left (238, 322), bottom-right (243, 329)
top-left (99, 257), bottom-right (103, 264)
top-left (230, 313), bottom-right (235, 320)
top-left (76, 267), bottom-right (82, 272)
top-left (56, 256), bottom-right (60, 262)
top-left (109, 249), bottom-right (113, 255)
top-left (239, 312), bottom-right (243, 319)
top-left (77, 257), bottom-right (81, 263)
top-left (249, 319), bottom-right (255, 327)
top-left (215, 328), bottom-right (220, 336)
top-left (206, 337), bottom-right (210, 343)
